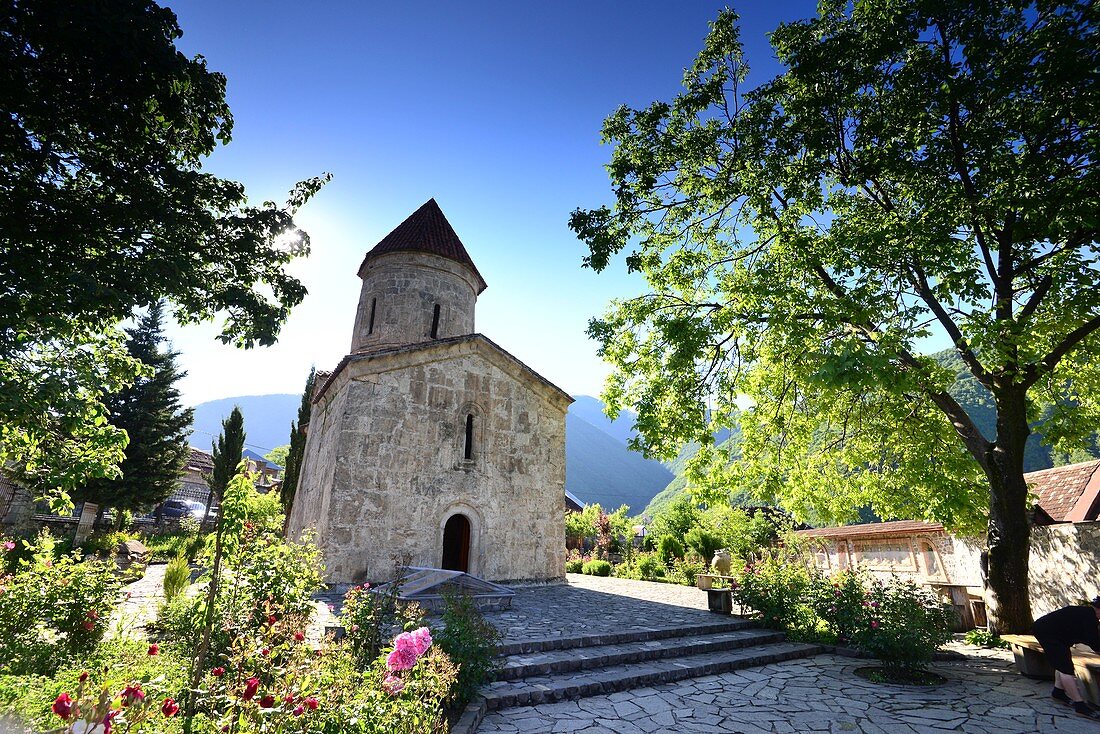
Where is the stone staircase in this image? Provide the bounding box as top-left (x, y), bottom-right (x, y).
top-left (453, 617), bottom-right (821, 732)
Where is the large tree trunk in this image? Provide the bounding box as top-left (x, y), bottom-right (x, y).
top-left (984, 386), bottom-right (1034, 634)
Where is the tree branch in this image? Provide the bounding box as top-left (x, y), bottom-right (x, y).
top-left (909, 263), bottom-right (993, 389)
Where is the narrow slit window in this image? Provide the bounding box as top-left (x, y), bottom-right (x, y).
top-left (430, 304), bottom-right (441, 339)
top-left (464, 414), bottom-right (474, 460)
top-left (368, 298), bottom-right (377, 334)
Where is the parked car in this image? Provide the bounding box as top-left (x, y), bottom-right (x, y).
top-left (158, 499), bottom-right (207, 520)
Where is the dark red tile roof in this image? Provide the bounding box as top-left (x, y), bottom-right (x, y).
top-left (359, 199), bottom-right (487, 293)
top-left (1026, 460), bottom-right (1100, 522)
top-left (187, 447), bottom-right (214, 473)
top-left (795, 520), bottom-right (945, 540)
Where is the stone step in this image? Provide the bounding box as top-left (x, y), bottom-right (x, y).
top-left (481, 640), bottom-right (821, 711)
top-left (495, 627), bottom-right (786, 681)
top-left (496, 616), bottom-right (757, 656)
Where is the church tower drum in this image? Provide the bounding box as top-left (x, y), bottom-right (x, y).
top-left (350, 198), bottom-right (487, 352)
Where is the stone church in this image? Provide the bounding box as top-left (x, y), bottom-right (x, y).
top-left (286, 199), bottom-right (571, 584)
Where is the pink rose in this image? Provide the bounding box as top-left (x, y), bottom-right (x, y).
top-left (2, 541), bottom-right (14, 551)
top-left (871, 621), bottom-right (879, 629)
top-left (386, 646), bottom-right (418, 672)
top-left (293, 704), bottom-right (304, 716)
top-left (382, 674), bottom-right (405, 696)
top-left (162, 698), bottom-right (180, 717)
top-left (409, 627), bottom-right (432, 655)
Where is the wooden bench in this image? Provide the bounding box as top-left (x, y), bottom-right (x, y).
top-left (695, 574), bottom-right (737, 590)
top-left (1002, 634), bottom-right (1100, 704)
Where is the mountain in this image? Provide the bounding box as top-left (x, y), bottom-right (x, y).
top-left (191, 393), bottom-right (675, 515)
top-left (564, 412), bottom-right (674, 514)
top-left (190, 394), bottom-right (299, 455)
top-left (568, 395), bottom-right (639, 445)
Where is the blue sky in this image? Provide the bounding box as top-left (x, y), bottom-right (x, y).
top-left (166, 1), bottom-right (821, 406)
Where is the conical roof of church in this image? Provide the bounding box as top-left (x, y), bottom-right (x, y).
top-left (359, 199), bottom-right (487, 293)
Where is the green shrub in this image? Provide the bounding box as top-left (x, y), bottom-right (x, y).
top-left (565, 558), bottom-right (583, 573)
top-left (581, 559), bottom-right (611, 576)
top-left (732, 551), bottom-right (814, 634)
top-left (154, 526), bottom-right (324, 662)
top-left (965, 628), bottom-right (1009, 649)
top-left (0, 637), bottom-right (189, 733)
top-left (435, 590), bottom-right (501, 710)
top-left (342, 579), bottom-right (403, 667)
top-left (0, 531), bottom-right (122, 675)
top-left (684, 527), bottom-right (723, 563)
top-left (670, 557), bottom-right (707, 586)
top-left (656, 534), bottom-right (685, 565)
top-left (854, 579), bottom-right (954, 674)
top-left (162, 554), bottom-right (191, 603)
top-left (636, 553), bottom-right (663, 579)
top-left (80, 529), bottom-right (137, 557)
top-left (806, 569), bottom-right (868, 645)
top-left (141, 528), bottom-right (208, 563)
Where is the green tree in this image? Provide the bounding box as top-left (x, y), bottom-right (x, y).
top-left (75, 302), bottom-right (193, 517)
top-left (280, 367), bottom-right (316, 513)
top-left (264, 445), bottom-right (290, 469)
top-left (570, 2), bottom-right (1100, 632)
top-left (204, 408), bottom-right (245, 528)
top-left (0, 0), bottom-right (328, 510)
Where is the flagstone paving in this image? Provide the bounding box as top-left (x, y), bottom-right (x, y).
top-left (477, 649), bottom-right (1098, 733)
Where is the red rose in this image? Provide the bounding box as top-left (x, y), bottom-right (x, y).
top-left (161, 698), bottom-right (180, 717)
top-left (294, 631), bottom-right (305, 641)
top-left (242, 677), bottom-right (260, 701)
top-left (259, 694), bottom-right (275, 708)
top-left (78, 671), bottom-right (89, 683)
top-left (267, 614), bottom-right (276, 626)
top-left (147, 643), bottom-right (159, 656)
top-left (82, 621), bottom-right (95, 631)
top-left (121, 684), bottom-right (145, 707)
top-left (304, 696), bottom-right (318, 710)
top-left (211, 666), bottom-right (226, 677)
top-left (52, 693), bottom-right (73, 718)
top-left (261, 647), bottom-right (270, 656)
top-left (284, 694), bottom-right (295, 703)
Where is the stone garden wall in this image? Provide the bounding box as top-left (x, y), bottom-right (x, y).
top-left (1028, 521), bottom-right (1100, 618)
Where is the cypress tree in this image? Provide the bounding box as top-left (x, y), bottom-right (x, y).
top-left (281, 367), bottom-right (316, 515)
top-left (76, 302), bottom-right (193, 516)
top-left (204, 407), bottom-right (245, 527)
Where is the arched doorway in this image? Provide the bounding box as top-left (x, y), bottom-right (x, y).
top-left (441, 514), bottom-right (471, 572)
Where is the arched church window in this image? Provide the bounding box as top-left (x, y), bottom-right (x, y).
top-left (368, 298), bottom-right (377, 334)
top-left (464, 413), bottom-right (474, 460)
top-left (431, 303), bottom-right (441, 339)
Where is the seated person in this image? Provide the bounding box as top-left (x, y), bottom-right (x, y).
top-left (1033, 597), bottom-right (1100, 719)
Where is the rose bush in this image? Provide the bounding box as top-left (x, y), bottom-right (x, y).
top-left (0, 530), bottom-right (121, 675)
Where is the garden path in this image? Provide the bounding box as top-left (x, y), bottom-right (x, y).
top-left (110, 562), bottom-right (166, 639)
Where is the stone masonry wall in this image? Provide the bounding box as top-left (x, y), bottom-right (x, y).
top-left (350, 252), bottom-right (479, 353)
top-left (1029, 521), bottom-right (1100, 617)
top-left (288, 340), bottom-right (568, 584)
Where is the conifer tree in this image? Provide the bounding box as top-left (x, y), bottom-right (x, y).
top-left (204, 407), bottom-right (245, 527)
top-left (281, 367), bottom-right (316, 514)
top-left (76, 302), bottom-right (193, 515)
